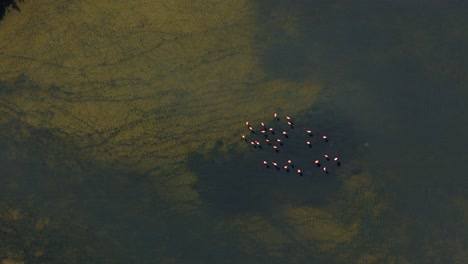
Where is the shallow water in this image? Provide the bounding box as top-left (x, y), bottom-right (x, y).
top-left (0, 1), bottom-right (467, 263)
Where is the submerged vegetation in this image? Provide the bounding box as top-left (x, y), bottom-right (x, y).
top-left (0, 0), bottom-right (467, 263)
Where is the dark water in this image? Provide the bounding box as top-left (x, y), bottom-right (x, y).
top-left (192, 105), bottom-right (363, 216)
top-left (254, 1), bottom-right (468, 263)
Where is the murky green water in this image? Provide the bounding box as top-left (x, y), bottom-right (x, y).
top-left (0, 1), bottom-right (466, 263)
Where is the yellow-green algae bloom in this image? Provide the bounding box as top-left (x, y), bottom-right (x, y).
top-left (0, 0), bottom-right (321, 209)
top-left (0, 0), bottom-right (407, 263)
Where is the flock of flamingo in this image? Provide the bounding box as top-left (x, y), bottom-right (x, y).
top-left (241, 112), bottom-right (341, 177)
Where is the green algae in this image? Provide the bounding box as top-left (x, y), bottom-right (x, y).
top-left (1, 0), bottom-right (465, 263)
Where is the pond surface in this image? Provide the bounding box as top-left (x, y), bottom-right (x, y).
top-left (0, 1), bottom-right (467, 263)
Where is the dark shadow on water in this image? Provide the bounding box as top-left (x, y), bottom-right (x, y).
top-left (0, 0), bottom-right (22, 21)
